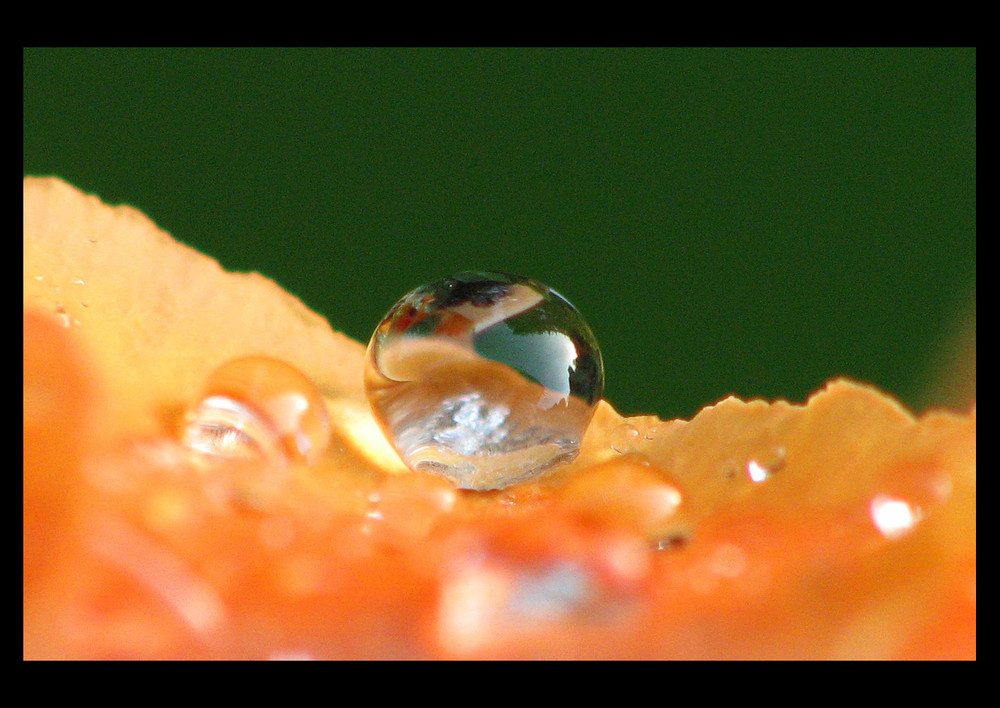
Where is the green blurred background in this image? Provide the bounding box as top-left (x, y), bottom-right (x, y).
top-left (23, 47), bottom-right (975, 419)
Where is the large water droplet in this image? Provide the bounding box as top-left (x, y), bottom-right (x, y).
top-left (365, 271), bottom-right (604, 490)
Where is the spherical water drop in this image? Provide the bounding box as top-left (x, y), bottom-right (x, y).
top-left (182, 356), bottom-right (332, 466)
top-left (365, 271), bottom-right (604, 490)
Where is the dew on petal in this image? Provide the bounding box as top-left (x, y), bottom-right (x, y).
top-left (181, 356), bottom-right (332, 467)
top-left (870, 494), bottom-right (922, 539)
top-left (365, 272), bottom-right (604, 490)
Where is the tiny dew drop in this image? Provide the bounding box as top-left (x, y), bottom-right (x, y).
top-left (181, 356), bottom-right (332, 466)
top-left (652, 529), bottom-right (692, 551)
top-left (610, 423), bottom-right (640, 454)
top-left (365, 271), bottom-right (604, 491)
top-left (745, 446), bottom-right (786, 482)
top-left (52, 303), bottom-right (78, 328)
top-left (869, 494), bottom-right (922, 540)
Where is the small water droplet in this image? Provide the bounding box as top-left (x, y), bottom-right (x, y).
top-left (610, 423), bottom-right (640, 454)
top-left (52, 304), bottom-right (76, 328)
top-left (365, 271), bottom-right (604, 490)
top-left (870, 494), bottom-right (921, 539)
top-left (73, 279), bottom-right (85, 285)
top-left (745, 446), bottom-right (786, 482)
top-left (34, 275), bottom-right (43, 281)
top-left (87, 233), bottom-right (100, 244)
top-left (652, 529), bottom-right (691, 551)
top-left (181, 356), bottom-right (331, 466)
top-left (182, 395), bottom-right (281, 461)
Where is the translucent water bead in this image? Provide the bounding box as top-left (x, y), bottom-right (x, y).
top-left (182, 356), bottom-right (332, 466)
top-left (365, 272), bottom-right (604, 491)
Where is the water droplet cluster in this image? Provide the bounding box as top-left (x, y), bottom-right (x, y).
top-left (364, 272), bottom-right (604, 490)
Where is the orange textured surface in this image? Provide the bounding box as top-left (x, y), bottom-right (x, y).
top-left (23, 178), bottom-right (975, 659)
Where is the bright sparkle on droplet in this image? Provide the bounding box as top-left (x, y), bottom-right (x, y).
top-left (183, 395), bottom-right (278, 461)
top-left (870, 495), bottom-right (921, 539)
top-left (746, 460), bottom-right (769, 482)
top-left (365, 271), bottom-right (604, 491)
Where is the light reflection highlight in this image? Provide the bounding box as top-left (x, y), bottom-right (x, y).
top-left (870, 495), bottom-right (921, 539)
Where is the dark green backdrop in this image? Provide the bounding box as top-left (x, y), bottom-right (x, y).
top-left (23, 47), bottom-right (976, 419)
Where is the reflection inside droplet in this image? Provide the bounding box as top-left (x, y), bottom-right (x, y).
top-left (652, 530), bottom-right (691, 551)
top-left (365, 271), bottom-right (604, 490)
top-left (182, 395), bottom-right (281, 461)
